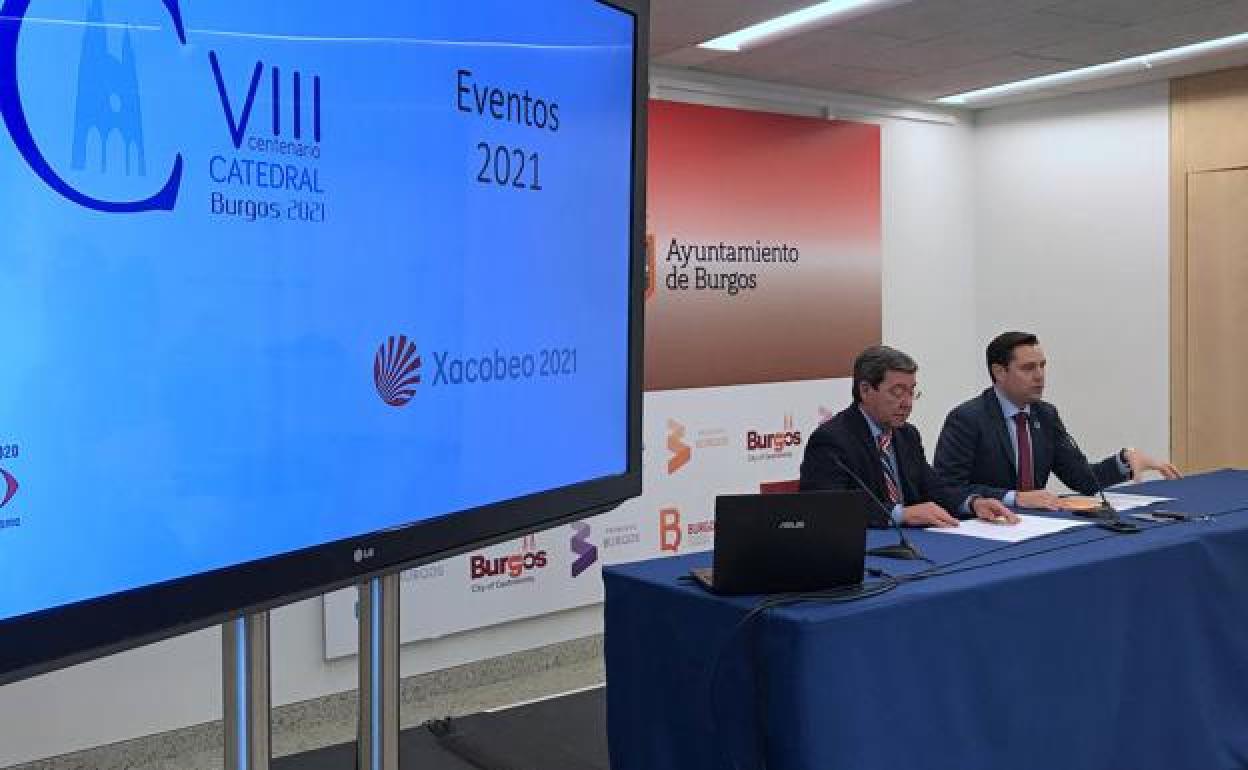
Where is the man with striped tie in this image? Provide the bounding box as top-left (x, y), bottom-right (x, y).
top-left (800, 345), bottom-right (1017, 529)
top-left (933, 331), bottom-right (1180, 509)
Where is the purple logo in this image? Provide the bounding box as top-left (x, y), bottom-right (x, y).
top-left (0, 0), bottom-right (186, 212)
top-left (374, 335), bottom-right (421, 407)
top-left (0, 468), bottom-right (17, 509)
top-left (570, 521), bottom-right (599, 578)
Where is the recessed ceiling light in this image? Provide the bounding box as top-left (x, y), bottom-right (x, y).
top-left (938, 30), bottom-right (1248, 106)
top-left (699, 0), bottom-right (906, 52)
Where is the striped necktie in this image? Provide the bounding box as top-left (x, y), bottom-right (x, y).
top-left (877, 432), bottom-right (901, 504)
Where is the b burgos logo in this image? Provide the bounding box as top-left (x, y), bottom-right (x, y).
top-left (659, 507), bottom-right (681, 553)
top-left (745, 414), bottom-right (803, 461)
top-left (0, 0), bottom-right (326, 220)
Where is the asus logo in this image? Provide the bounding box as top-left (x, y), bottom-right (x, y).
top-left (778, 520), bottom-right (806, 530)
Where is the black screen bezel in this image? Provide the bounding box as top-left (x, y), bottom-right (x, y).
top-left (0, 0), bottom-right (648, 687)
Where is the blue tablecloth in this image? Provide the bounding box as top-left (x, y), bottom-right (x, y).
top-left (605, 470), bottom-right (1248, 770)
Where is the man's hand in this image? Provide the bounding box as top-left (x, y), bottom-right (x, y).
top-left (902, 502), bottom-right (959, 528)
top-left (1016, 489), bottom-right (1062, 510)
top-left (972, 497), bottom-right (1020, 525)
top-left (1125, 449), bottom-right (1182, 481)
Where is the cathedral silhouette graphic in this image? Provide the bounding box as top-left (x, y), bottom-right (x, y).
top-left (71, 0), bottom-right (146, 175)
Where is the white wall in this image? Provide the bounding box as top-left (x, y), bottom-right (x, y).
top-left (0, 76), bottom-right (1172, 768)
top-left (973, 81), bottom-right (1171, 470)
top-left (881, 116), bottom-right (980, 441)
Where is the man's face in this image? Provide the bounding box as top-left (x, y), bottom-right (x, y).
top-left (859, 369), bottom-right (918, 430)
top-left (994, 344), bottom-right (1046, 406)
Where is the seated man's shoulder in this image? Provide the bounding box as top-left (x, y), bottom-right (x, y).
top-left (810, 409), bottom-right (849, 441)
top-left (947, 391), bottom-right (990, 422)
top-left (1030, 399), bottom-right (1060, 421)
top-left (898, 421), bottom-right (925, 443)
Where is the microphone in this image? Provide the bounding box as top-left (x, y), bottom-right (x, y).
top-left (1055, 425), bottom-right (1139, 534)
top-left (829, 452), bottom-right (924, 560)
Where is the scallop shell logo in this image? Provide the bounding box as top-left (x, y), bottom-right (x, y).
top-left (0, 468), bottom-right (17, 509)
top-left (374, 335), bottom-right (421, 407)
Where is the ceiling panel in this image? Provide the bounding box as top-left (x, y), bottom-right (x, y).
top-left (1138, 0), bottom-right (1248, 40)
top-left (698, 25), bottom-right (916, 77)
top-left (877, 12), bottom-right (1117, 71)
top-left (1026, 24), bottom-right (1197, 62)
top-left (779, 66), bottom-right (918, 93)
top-left (1038, 0), bottom-right (1227, 26)
top-left (649, 0), bottom-right (818, 55)
top-left (649, 0), bottom-right (1248, 105)
top-left (836, 0), bottom-right (1063, 41)
top-left (881, 54), bottom-right (1078, 100)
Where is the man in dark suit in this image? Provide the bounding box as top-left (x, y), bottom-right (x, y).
top-left (934, 331), bottom-right (1180, 509)
top-left (800, 345), bottom-right (1017, 528)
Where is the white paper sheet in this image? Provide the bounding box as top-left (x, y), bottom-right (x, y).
top-left (1100, 492), bottom-right (1174, 512)
top-left (924, 513), bottom-right (1090, 543)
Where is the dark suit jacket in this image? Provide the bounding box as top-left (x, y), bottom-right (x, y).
top-left (799, 405), bottom-right (967, 528)
top-left (933, 387), bottom-right (1128, 500)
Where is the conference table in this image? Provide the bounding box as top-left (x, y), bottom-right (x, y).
top-left (604, 471), bottom-right (1248, 770)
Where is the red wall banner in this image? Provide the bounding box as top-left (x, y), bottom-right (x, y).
top-left (645, 99), bottom-right (882, 390)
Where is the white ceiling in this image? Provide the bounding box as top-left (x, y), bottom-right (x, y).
top-left (650, 0), bottom-right (1248, 104)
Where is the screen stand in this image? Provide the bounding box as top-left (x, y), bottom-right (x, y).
top-left (357, 574), bottom-right (401, 770)
top-left (222, 612), bottom-right (271, 770)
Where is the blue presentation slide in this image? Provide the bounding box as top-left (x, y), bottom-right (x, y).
top-left (0, 1), bottom-right (634, 621)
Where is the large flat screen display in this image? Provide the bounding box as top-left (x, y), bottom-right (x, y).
top-left (0, 0), bottom-right (645, 684)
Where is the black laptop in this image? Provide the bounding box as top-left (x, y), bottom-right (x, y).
top-left (691, 490), bottom-right (869, 595)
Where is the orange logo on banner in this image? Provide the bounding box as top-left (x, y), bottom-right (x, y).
top-left (666, 418), bottom-right (691, 474)
top-left (659, 507), bottom-right (682, 553)
top-left (645, 233), bottom-right (656, 301)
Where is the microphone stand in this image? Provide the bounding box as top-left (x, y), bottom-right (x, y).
top-left (1056, 426), bottom-right (1139, 534)
top-left (831, 453), bottom-right (924, 560)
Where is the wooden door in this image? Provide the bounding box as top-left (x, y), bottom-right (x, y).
top-left (1185, 169), bottom-right (1248, 472)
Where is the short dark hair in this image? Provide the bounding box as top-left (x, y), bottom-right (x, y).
top-left (852, 345), bottom-right (917, 403)
top-left (986, 331), bottom-right (1039, 382)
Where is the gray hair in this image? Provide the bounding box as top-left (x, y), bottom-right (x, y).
top-left (852, 345), bottom-right (917, 403)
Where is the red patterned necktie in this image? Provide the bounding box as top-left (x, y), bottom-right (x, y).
top-left (877, 432), bottom-right (901, 504)
top-left (1014, 412), bottom-right (1035, 492)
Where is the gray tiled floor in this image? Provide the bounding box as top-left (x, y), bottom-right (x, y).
top-left (9, 636), bottom-right (605, 770)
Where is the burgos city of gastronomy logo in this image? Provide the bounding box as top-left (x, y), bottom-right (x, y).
top-left (469, 535), bottom-right (548, 592)
top-left (745, 414), bottom-right (802, 460)
top-left (0, 0), bottom-right (326, 221)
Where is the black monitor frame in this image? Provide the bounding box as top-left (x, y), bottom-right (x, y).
top-left (0, 0), bottom-right (648, 687)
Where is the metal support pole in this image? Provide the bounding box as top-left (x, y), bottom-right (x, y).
top-left (358, 573), bottom-right (400, 770)
top-left (223, 612), bottom-right (271, 770)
